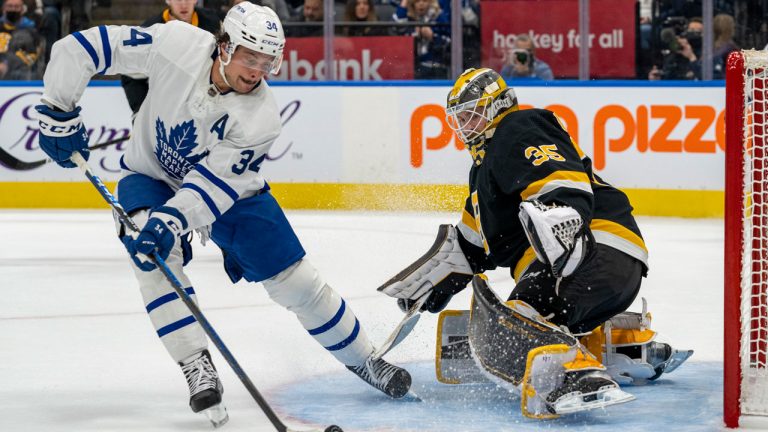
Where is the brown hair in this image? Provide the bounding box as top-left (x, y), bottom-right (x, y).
top-left (714, 13), bottom-right (735, 50)
top-left (343, 0), bottom-right (376, 22)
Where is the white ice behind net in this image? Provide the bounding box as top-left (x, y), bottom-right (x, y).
top-left (742, 49), bottom-right (768, 415)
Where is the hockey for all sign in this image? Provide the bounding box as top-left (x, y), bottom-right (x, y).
top-left (482, 0), bottom-right (636, 78)
top-left (271, 36), bottom-right (414, 81)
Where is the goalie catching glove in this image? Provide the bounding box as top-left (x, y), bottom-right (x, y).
top-left (519, 199), bottom-right (591, 278)
top-left (378, 224), bottom-right (473, 313)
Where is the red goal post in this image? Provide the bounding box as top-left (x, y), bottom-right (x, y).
top-left (725, 49), bottom-right (768, 428)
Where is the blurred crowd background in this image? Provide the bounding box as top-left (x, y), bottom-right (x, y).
top-left (0, 0), bottom-right (761, 81)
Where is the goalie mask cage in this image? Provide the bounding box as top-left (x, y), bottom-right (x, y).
top-left (725, 49), bottom-right (768, 428)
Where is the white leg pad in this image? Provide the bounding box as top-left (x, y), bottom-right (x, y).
top-left (263, 259), bottom-right (373, 366)
top-left (122, 209), bottom-right (207, 363)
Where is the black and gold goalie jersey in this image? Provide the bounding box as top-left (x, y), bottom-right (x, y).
top-left (455, 108), bottom-right (649, 281)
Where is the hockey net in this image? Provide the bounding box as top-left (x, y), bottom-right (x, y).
top-left (725, 49), bottom-right (768, 428)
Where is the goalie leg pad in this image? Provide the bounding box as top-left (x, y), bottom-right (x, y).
top-left (468, 275), bottom-right (635, 417)
top-left (263, 259), bottom-right (373, 366)
top-left (468, 275), bottom-right (577, 387)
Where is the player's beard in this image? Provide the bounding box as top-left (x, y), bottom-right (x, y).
top-left (236, 75), bottom-right (260, 92)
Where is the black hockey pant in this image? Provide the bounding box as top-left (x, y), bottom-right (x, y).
top-left (509, 243), bottom-right (644, 334)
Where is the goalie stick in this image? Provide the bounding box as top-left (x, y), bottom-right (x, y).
top-left (71, 151), bottom-right (342, 432)
top-left (372, 294), bottom-right (428, 360)
top-left (0, 135), bottom-right (129, 170)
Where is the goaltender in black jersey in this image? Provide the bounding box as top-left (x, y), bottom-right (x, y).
top-left (455, 82), bottom-right (648, 334)
top-left (378, 68), bottom-right (692, 419)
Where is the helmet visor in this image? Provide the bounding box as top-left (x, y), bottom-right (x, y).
top-left (230, 48), bottom-right (283, 74)
top-left (445, 96), bottom-right (493, 143)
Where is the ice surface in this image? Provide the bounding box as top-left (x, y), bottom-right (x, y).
top-left (0, 210), bottom-right (747, 431)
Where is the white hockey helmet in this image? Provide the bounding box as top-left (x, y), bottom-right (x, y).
top-left (222, 3), bottom-right (285, 74)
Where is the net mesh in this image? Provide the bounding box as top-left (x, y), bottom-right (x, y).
top-left (741, 49), bottom-right (768, 415)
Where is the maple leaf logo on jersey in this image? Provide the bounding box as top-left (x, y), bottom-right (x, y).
top-left (154, 118), bottom-right (209, 180)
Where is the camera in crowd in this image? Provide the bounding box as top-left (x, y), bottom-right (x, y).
top-left (659, 16), bottom-right (702, 55)
top-left (662, 16), bottom-right (689, 37)
top-left (511, 48), bottom-right (533, 67)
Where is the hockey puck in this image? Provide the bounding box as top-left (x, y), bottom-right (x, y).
top-left (324, 425), bottom-right (343, 432)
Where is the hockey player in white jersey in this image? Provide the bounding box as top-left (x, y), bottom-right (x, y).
top-left (34, 3), bottom-right (410, 426)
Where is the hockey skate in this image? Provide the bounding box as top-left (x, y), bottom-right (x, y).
top-left (581, 299), bottom-right (694, 385)
top-left (180, 350), bottom-right (229, 427)
top-left (347, 356), bottom-right (412, 398)
top-left (545, 369), bottom-right (635, 415)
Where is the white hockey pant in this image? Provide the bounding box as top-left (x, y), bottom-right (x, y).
top-left (123, 210), bottom-right (207, 363)
top-left (263, 259), bottom-right (373, 367)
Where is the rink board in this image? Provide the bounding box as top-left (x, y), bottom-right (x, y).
top-left (0, 81), bottom-right (725, 217)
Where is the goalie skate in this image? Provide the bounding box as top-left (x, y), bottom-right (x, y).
top-left (547, 370), bottom-right (635, 415)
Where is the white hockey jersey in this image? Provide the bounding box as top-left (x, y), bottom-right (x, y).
top-left (41, 21), bottom-right (282, 231)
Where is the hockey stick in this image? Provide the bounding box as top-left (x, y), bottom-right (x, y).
top-left (70, 152), bottom-right (342, 432)
top-left (372, 294), bottom-right (428, 360)
top-left (0, 135), bottom-right (129, 170)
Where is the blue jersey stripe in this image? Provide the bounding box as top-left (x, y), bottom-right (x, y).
top-left (157, 315), bottom-right (196, 337)
top-left (72, 32), bottom-right (99, 70)
top-left (181, 183), bottom-right (221, 218)
top-left (195, 164), bottom-right (239, 202)
top-left (307, 299), bottom-right (346, 336)
top-left (145, 287), bottom-right (195, 314)
top-left (325, 318), bottom-right (360, 351)
top-left (97, 26), bottom-right (112, 75)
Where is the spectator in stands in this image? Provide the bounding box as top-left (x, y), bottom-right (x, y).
top-left (285, 0), bottom-right (323, 37)
top-left (0, 0), bottom-right (35, 31)
top-left (22, 0), bottom-right (40, 26)
top-left (340, 0), bottom-right (387, 37)
top-left (649, 17), bottom-right (723, 80)
top-left (4, 25), bottom-right (41, 79)
top-left (393, 0), bottom-right (450, 79)
top-left (0, 0), bottom-right (38, 78)
top-left (120, 0), bottom-right (220, 114)
top-left (500, 34), bottom-right (554, 81)
top-left (38, 0), bottom-right (60, 65)
top-left (714, 13), bottom-right (739, 63)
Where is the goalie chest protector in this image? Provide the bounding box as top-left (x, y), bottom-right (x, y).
top-left (465, 108), bottom-right (646, 273)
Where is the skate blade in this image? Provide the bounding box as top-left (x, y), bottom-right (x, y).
top-left (203, 404), bottom-right (229, 428)
top-left (401, 390), bottom-right (423, 402)
top-left (553, 387), bottom-right (635, 415)
top-left (659, 349), bottom-right (694, 374)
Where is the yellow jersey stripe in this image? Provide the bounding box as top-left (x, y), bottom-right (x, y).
top-left (461, 208), bottom-right (478, 233)
top-left (590, 219), bottom-right (646, 251)
top-left (520, 170), bottom-right (592, 201)
top-left (513, 247), bottom-right (539, 281)
top-left (590, 219), bottom-right (649, 267)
